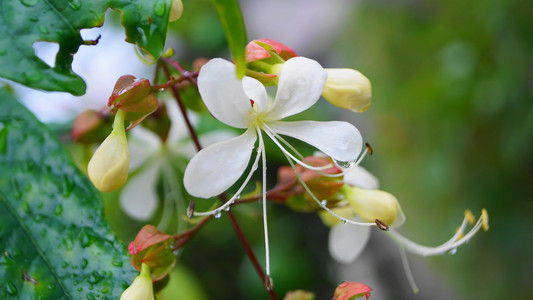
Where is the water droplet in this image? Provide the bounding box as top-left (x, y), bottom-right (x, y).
top-left (235, 195), bottom-right (241, 200)
top-left (449, 248), bottom-right (457, 255)
top-left (334, 159), bottom-right (357, 169)
top-left (100, 287), bottom-right (109, 294)
top-left (23, 69), bottom-right (43, 83)
top-left (321, 200), bottom-right (327, 206)
top-left (77, 287), bottom-right (83, 292)
top-left (81, 258), bottom-right (88, 269)
top-left (33, 214), bottom-right (45, 222)
top-left (214, 211), bottom-right (222, 219)
top-left (61, 261), bottom-right (69, 268)
top-left (68, 0), bottom-right (81, 10)
top-left (6, 281), bottom-right (17, 296)
top-left (53, 204), bottom-right (63, 215)
top-left (20, 0), bottom-right (38, 7)
top-left (340, 219), bottom-right (347, 224)
top-left (21, 201), bottom-right (31, 213)
top-left (153, 0), bottom-right (166, 17)
top-left (88, 271), bottom-right (104, 284)
top-left (224, 206), bottom-right (230, 212)
top-left (87, 292), bottom-right (96, 300)
top-left (134, 45), bottom-right (155, 64)
top-left (112, 260), bottom-right (123, 267)
top-left (38, 25), bottom-right (49, 34)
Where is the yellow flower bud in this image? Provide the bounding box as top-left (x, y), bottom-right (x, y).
top-left (344, 186), bottom-right (404, 227)
top-left (169, 0), bottom-right (183, 22)
top-left (88, 110), bottom-right (129, 192)
top-left (322, 68), bottom-right (372, 112)
top-left (121, 263), bottom-right (154, 300)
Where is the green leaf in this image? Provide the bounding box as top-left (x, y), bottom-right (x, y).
top-left (210, 0), bottom-right (247, 78)
top-left (0, 0), bottom-right (172, 96)
top-left (0, 88), bottom-right (137, 299)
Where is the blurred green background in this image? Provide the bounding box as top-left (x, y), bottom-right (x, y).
top-left (335, 0), bottom-right (533, 299)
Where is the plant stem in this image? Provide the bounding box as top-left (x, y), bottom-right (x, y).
top-left (160, 61), bottom-right (202, 151)
top-left (162, 59), bottom-right (279, 299)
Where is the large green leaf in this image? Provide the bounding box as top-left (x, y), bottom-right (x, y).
top-left (0, 0), bottom-right (172, 96)
top-left (0, 88), bottom-right (137, 299)
top-left (210, 0), bottom-right (247, 78)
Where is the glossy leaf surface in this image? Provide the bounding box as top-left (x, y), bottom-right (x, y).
top-left (0, 88), bottom-right (137, 299)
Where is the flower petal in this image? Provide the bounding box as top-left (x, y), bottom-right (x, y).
top-left (266, 57), bottom-right (327, 120)
top-left (343, 166), bottom-right (379, 190)
top-left (128, 126), bottom-right (161, 170)
top-left (243, 76), bottom-right (269, 113)
top-left (328, 222), bottom-right (370, 264)
top-left (268, 120), bottom-right (362, 162)
top-left (184, 129), bottom-right (257, 198)
top-left (120, 161), bottom-right (160, 221)
top-left (198, 58), bottom-right (253, 128)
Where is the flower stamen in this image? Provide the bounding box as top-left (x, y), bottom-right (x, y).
top-left (386, 209), bottom-right (488, 256)
top-left (281, 149), bottom-right (376, 227)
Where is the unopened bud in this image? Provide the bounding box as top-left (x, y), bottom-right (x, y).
top-left (129, 225), bottom-right (176, 281)
top-left (322, 68), bottom-right (372, 112)
top-left (88, 109), bottom-right (129, 192)
top-left (343, 186), bottom-right (404, 227)
top-left (108, 75), bottom-right (159, 131)
top-left (72, 109), bottom-right (110, 144)
top-left (120, 263), bottom-right (154, 300)
top-left (169, 0), bottom-right (183, 22)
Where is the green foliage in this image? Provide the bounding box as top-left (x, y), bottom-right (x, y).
top-left (0, 89), bottom-right (137, 299)
top-left (0, 0), bottom-right (172, 95)
top-left (210, 0), bottom-right (247, 78)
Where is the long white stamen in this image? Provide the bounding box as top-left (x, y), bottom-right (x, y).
top-left (257, 128), bottom-right (271, 278)
top-left (192, 146), bottom-right (262, 217)
top-left (399, 246), bottom-right (420, 294)
top-left (262, 123), bottom-right (369, 177)
top-left (260, 125), bottom-right (336, 172)
top-left (387, 212), bottom-right (485, 256)
top-left (282, 150), bottom-right (376, 227)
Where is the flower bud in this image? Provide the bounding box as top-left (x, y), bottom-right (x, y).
top-left (322, 68), bottom-right (372, 112)
top-left (108, 75), bottom-right (159, 131)
top-left (121, 263), bottom-right (154, 300)
top-left (333, 281), bottom-right (372, 300)
top-left (71, 109), bottom-right (111, 144)
top-left (343, 186), bottom-right (404, 227)
top-left (283, 290), bottom-right (315, 300)
top-left (169, 0), bottom-right (183, 22)
top-left (88, 109), bottom-right (129, 192)
top-left (129, 225), bottom-right (176, 281)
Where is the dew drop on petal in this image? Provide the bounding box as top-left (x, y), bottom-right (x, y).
top-left (340, 219), bottom-right (347, 224)
top-left (214, 211), bottom-right (222, 219)
top-left (449, 248), bottom-right (457, 255)
top-left (334, 159), bottom-right (357, 169)
top-left (224, 206), bottom-right (230, 212)
top-left (321, 200), bottom-right (328, 206)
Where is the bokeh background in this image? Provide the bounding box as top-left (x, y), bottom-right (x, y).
top-left (10, 0), bottom-right (532, 299)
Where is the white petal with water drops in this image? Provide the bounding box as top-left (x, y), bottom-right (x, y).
top-left (268, 120), bottom-right (362, 162)
top-left (183, 129), bottom-right (257, 198)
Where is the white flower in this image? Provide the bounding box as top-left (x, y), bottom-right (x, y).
top-left (183, 57), bottom-right (364, 276)
top-left (120, 100), bottom-right (234, 222)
